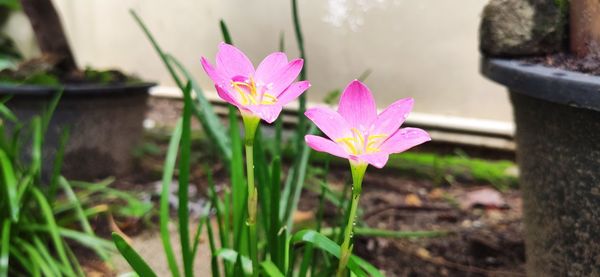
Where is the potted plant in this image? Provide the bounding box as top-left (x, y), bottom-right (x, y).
top-left (0, 0), bottom-right (154, 180)
top-left (479, 0), bottom-right (600, 275)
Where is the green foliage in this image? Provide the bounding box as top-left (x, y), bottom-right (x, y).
top-left (112, 233), bottom-right (158, 277)
top-left (0, 93), bottom-right (113, 276)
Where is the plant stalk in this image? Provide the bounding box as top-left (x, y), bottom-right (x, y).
top-left (243, 114), bottom-right (260, 277)
top-left (336, 162), bottom-right (367, 277)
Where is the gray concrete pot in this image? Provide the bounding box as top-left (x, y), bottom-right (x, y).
top-left (482, 58), bottom-right (600, 276)
top-left (0, 82), bottom-right (154, 180)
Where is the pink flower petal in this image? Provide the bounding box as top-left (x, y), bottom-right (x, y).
top-left (379, 127), bottom-right (431, 154)
top-left (371, 98), bottom-right (414, 136)
top-left (255, 52), bottom-right (289, 83)
top-left (359, 153), bottom-right (389, 168)
top-left (305, 107), bottom-right (352, 141)
top-left (268, 59), bottom-right (304, 96)
top-left (305, 135), bottom-right (349, 159)
top-left (338, 80), bottom-right (377, 131)
top-left (201, 57), bottom-right (228, 87)
top-left (216, 85), bottom-right (244, 109)
top-left (276, 81), bottom-right (311, 106)
top-left (246, 104), bottom-right (283, 124)
top-left (216, 42), bottom-right (255, 79)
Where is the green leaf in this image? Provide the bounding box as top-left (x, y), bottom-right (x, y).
top-left (219, 19), bottom-right (234, 44)
top-left (290, 230), bottom-right (384, 277)
top-left (166, 55), bottom-right (231, 163)
top-left (0, 149), bottom-right (18, 221)
top-left (112, 233), bottom-right (157, 277)
top-left (0, 0), bottom-right (20, 10)
top-left (48, 128), bottom-right (69, 201)
top-left (179, 82), bottom-right (193, 277)
top-left (30, 188), bottom-right (74, 276)
top-left (284, 124), bottom-right (317, 230)
top-left (320, 227), bottom-right (451, 239)
top-left (14, 239), bottom-right (55, 277)
top-left (130, 10), bottom-right (232, 163)
top-left (229, 105), bottom-right (247, 255)
top-left (205, 213), bottom-right (221, 277)
top-left (31, 236), bottom-right (63, 276)
top-left (59, 177), bottom-right (110, 260)
top-left (29, 117), bottom-right (42, 177)
top-left (160, 119), bottom-right (182, 277)
top-left (23, 224), bottom-right (114, 251)
top-left (217, 248), bottom-right (253, 275)
top-left (0, 220), bottom-right (10, 277)
top-left (0, 103), bottom-right (16, 123)
top-left (261, 260), bottom-right (284, 277)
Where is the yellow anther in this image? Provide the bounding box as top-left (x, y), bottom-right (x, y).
top-left (261, 93), bottom-right (277, 105)
top-left (231, 77), bottom-right (277, 106)
top-left (336, 131), bottom-right (388, 155)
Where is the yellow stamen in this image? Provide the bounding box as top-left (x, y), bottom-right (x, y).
top-left (261, 93), bottom-right (277, 105)
top-left (336, 131), bottom-right (388, 155)
top-left (231, 77), bottom-right (278, 106)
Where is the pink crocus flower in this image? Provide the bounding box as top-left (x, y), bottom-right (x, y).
top-left (305, 80), bottom-right (431, 168)
top-left (201, 42), bottom-right (310, 123)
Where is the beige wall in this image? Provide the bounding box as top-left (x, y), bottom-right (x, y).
top-left (9, 0), bottom-right (511, 122)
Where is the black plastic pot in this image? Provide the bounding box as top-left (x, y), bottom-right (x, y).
top-left (0, 82), bottom-right (154, 180)
top-left (482, 58), bottom-right (600, 276)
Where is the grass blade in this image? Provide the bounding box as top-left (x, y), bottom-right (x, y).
top-left (179, 82), bottom-right (193, 277)
top-left (166, 54), bottom-right (231, 162)
top-left (0, 220), bottom-right (10, 277)
top-left (29, 117), bottom-right (42, 178)
top-left (217, 249), bottom-right (253, 275)
top-left (160, 119), bottom-right (183, 277)
top-left (191, 204), bottom-right (211, 260)
top-left (0, 149), bottom-right (18, 222)
top-left (229, 105), bottom-right (247, 255)
top-left (284, 124), bottom-right (317, 230)
top-left (291, 0), bottom-right (308, 141)
top-left (130, 10), bottom-right (184, 88)
top-left (290, 230), bottom-right (384, 277)
top-left (30, 187), bottom-right (74, 276)
top-left (205, 213), bottom-right (221, 277)
top-left (112, 233), bottom-right (157, 277)
top-left (321, 227), bottom-right (451, 239)
top-left (0, 103), bottom-right (17, 123)
top-left (15, 239), bottom-right (55, 277)
top-left (41, 89), bottom-right (63, 134)
top-left (269, 157), bottom-right (283, 269)
top-left (59, 177), bottom-right (109, 260)
top-left (48, 128), bottom-right (69, 201)
top-left (130, 10), bottom-right (232, 164)
top-left (219, 19), bottom-right (234, 44)
top-left (261, 260), bottom-right (284, 277)
top-left (31, 236), bottom-right (62, 276)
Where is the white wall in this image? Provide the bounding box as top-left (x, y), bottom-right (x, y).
top-left (9, 0), bottom-right (512, 122)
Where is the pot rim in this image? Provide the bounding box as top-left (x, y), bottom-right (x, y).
top-left (481, 57), bottom-right (600, 112)
top-left (0, 82), bottom-right (156, 96)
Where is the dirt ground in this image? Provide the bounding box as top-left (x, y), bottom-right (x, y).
top-left (92, 98), bottom-right (526, 276)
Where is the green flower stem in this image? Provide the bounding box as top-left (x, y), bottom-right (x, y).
top-left (336, 162), bottom-right (368, 277)
top-left (245, 144), bottom-right (259, 277)
top-left (242, 114), bottom-right (260, 277)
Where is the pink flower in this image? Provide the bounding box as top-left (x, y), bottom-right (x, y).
top-left (305, 80), bottom-right (431, 168)
top-left (201, 42), bottom-right (310, 123)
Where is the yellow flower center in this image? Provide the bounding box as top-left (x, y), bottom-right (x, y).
top-left (336, 128), bottom-right (387, 155)
top-left (231, 77), bottom-right (277, 105)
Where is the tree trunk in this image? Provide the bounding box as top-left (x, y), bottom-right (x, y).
top-left (570, 0), bottom-right (600, 57)
top-left (20, 0), bottom-right (77, 72)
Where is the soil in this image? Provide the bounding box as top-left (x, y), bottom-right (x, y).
top-left (0, 55), bottom-right (137, 85)
top-left (86, 98), bottom-right (526, 276)
top-left (523, 51), bottom-right (600, 76)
